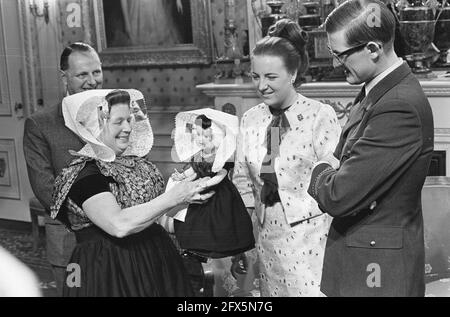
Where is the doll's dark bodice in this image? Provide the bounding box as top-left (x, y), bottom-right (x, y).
top-left (188, 152), bottom-right (233, 178)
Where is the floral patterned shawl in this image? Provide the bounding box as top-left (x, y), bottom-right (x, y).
top-left (50, 155), bottom-right (165, 231)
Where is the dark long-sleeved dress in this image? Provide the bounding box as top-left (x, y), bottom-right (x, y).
top-left (51, 156), bottom-right (193, 297)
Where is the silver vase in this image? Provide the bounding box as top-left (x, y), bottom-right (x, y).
top-left (399, 0), bottom-right (435, 73)
top-left (261, 1), bottom-right (288, 36)
top-left (434, 0), bottom-right (450, 66)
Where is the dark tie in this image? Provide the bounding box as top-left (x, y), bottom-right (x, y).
top-left (348, 86), bottom-right (366, 122)
top-left (260, 106), bottom-right (291, 207)
top-left (354, 86), bottom-right (366, 105)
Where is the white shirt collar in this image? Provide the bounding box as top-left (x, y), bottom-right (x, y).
top-left (365, 58), bottom-right (404, 95)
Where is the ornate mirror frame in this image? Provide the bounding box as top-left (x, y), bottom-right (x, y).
top-left (93, 0), bottom-right (213, 68)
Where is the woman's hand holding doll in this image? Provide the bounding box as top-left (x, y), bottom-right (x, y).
top-left (171, 167), bottom-right (227, 189)
top-left (168, 172), bottom-right (215, 205)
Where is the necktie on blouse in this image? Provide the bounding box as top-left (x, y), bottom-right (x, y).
top-left (260, 106), bottom-right (291, 207)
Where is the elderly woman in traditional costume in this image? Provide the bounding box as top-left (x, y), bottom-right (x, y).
top-left (51, 89), bottom-right (213, 297)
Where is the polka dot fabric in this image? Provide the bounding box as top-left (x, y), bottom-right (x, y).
top-left (233, 93), bottom-right (341, 296)
top-left (234, 93), bottom-right (341, 225)
top-left (257, 203), bottom-right (329, 296)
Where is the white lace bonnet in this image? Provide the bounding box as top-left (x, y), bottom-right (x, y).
top-left (173, 108), bottom-right (239, 172)
top-left (62, 89), bottom-right (154, 161)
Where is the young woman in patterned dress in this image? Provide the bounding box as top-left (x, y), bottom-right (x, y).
top-left (232, 19), bottom-right (341, 296)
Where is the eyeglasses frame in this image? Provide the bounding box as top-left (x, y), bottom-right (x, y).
top-left (328, 42), bottom-right (368, 64)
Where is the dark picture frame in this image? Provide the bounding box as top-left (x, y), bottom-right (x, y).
top-left (0, 139), bottom-right (20, 200)
top-left (93, 0), bottom-right (213, 68)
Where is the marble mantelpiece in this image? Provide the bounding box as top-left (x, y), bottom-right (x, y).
top-left (197, 73), bottom-right (450, 175)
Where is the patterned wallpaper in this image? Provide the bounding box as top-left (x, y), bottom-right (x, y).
top-left (103, 66), bottom-right (216, 109)
top-left (58, 0), bottom-right (249, 109)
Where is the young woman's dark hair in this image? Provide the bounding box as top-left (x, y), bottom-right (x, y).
top-left (253, 19), bottom-right (309, 87)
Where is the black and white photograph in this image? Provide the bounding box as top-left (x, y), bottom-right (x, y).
top-left (0, 0), bottom-right (449, 301)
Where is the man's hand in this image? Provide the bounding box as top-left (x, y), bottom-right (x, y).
top-left (318, 152), bottom-right (340, 169)
top-left (230, 252), bottom-right (248, 279)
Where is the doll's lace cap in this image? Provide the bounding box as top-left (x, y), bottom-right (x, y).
top-left (174, 108), bottom-right (238, 172)
top-left (62, 89), bottom-right (153, 161)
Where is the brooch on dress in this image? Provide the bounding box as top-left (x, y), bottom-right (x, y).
top-left (297, 114), bottom-right (304, 122)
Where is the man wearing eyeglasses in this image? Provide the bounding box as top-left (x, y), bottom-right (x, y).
top-left (308, 0), bottom-right (434, 296)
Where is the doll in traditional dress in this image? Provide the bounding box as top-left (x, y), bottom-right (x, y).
top-left (162, 108), bottom-right (255, 259)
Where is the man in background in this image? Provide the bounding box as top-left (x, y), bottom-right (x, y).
top-left (23, 42), bottom-right (103, 296)
top-left (308, 0), bottom-right (434, 296)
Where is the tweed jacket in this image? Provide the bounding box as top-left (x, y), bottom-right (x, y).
top-left (233, 93), bottom-right (341, 226)
top-left (24, 103), bottom-right (85, 211)
top-left (308, 63), bottom-right (434, 296)
top-left (23, 103), bottom-right (84, 266)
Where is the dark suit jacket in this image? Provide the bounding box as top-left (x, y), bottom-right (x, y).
top-left (23, 102), bottom-right (84, 266)
top-left (308, 63), bottom-right (434, 296)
